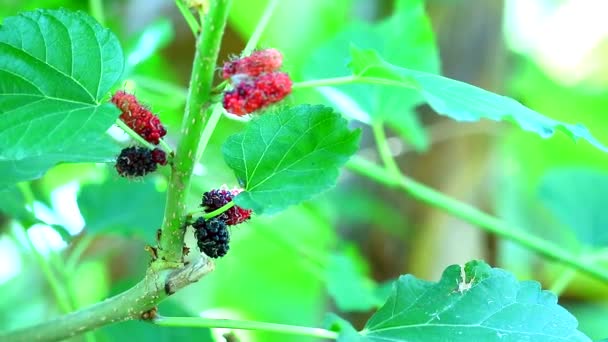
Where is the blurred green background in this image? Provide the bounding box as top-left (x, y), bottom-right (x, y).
top-left (1, 0), bottom-right (608, 341)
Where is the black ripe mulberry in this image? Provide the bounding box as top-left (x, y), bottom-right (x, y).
top-left (115, 146), bottom-right (158, 177)
top-left (192, 217), bottom-right (230, 258)
top-left (202, 188), bottom-right (252, 225)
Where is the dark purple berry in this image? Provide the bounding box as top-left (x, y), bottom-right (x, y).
top-left (201, 188), bottom-right (252, 226)
top-left (115, 146), bottom-right (157, 177)
top-left (192, 217), bottom-right (230, 258)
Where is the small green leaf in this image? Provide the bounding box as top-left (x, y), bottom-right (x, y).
top-left (348, 46), bottom-right (608, 153)
top-left (358, 260), bottom-right (590, 341)
top-left (222, 105), bottom-right (361, 215)
top-left (78, 177), bottom-right (164, 240)
top-left (539, 168), bottom-right (608, 247)
top-left (0, 9), bottom-right (124, 187)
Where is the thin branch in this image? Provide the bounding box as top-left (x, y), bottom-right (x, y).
top-left (153, 317), bottom-right (339, 340)
top-left (2, 256), bottom-right (214, 341)
top-left (346, 156), bottom-right (608, 283)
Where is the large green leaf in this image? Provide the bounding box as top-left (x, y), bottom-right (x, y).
top-left (304, 0), bottom-right (439, 150)
top-left (222, 105), bottom-right (361, 215)
top-left (78, 177), bottom-right (164, 241)
top-left (539, 168), bottom-right (608, 248)
top-left (348, 46), bottom-right (608, 153)
top-left (0, 9), bottom-right (124, 187)
top-left (334, 260), bottom-right (590, 341)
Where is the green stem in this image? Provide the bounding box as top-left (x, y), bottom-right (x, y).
top-left (194, 104), bottom-right (224, 164)
top-left (157, 0), bottom-right (233, 264)
top-left (549, 269), bottom-right (576, 296)
top-left (88, 0), bottom-right (105, 26)
top-left (346, 156), bottom-right (608, 283)
top-left (153, 317), bottom-right (339, 340)
top-left (292, 75), bottom-right (417, 90)
top-left (549, 249), bottom-right (608, 295)
top-left (175, 0), bottom-right (200, 35)
top-left (242, 0), bottom-right (280, 55)
top-left (159, 139), bottom-right (174, 155)
top-left (2, 256), bottom-right (214, 342)
top-left (372, 120), bottom-right (401, 179)
top-left (115, 119), bottom-right (156, 150)
top-left (202, 201), bottom-right (235, 219)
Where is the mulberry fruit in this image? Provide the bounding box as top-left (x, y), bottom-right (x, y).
top-left (192, 217), bottom-right (230, 258)
top-left (222, 72), bottom-right (292, 116)
top-left (115, 146), bottom-right (158, 177)
top-left (111, 91), bottom-right (167, 145)
top-left (202, 188), bottom-right (252, 226)
top-left (222, 48), bottom-right (283, 79)
top-left (151, 148), bottom-right (168, 165)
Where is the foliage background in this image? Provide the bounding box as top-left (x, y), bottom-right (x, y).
top-left (1, 0), bottom-right (608, 340)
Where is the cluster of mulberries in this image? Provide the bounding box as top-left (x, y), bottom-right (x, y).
top-left (115, 146), bottom-right (167, 177)
top-left (111, 92), bottom-right (169, 178)
top-left (192, 217), bottom-right (230, 258)
top-left (191, 187), bottom-right (253, 258)
top-left (202, 188), bottom-right (252, 226)
top-left (111, 91), bottom-right (167, 145)
top-left (221, 49), bottom-right (292, 116)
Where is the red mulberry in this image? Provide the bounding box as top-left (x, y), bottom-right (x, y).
top-left (111, 91), bottom-right (167, 145)
top-left (222, 72), bottom-right (292, 116)
top-left (202, 188), bottom-right (252, 226)
top-left (222, 48), bottom-right (283, 79)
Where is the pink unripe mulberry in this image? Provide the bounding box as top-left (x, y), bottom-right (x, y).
top-left (222, 48), bottom-right (283, 79)
top-left (111, 91), bottom-right (167, 145)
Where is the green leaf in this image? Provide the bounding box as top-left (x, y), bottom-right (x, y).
top-left (78, 177), bottom-right (164, 240)
top-left (539, 168), bottom-right (608, 247)
top-left (326, 248), bottom-right (382, 312)
top-left (0, 9), bottom-right (124, 187)
top-left (304, 0), bottom-right (439, 150)
top-left (357, 260), bottom-right (590, 341)
top-left (222, 105), bottom-right (361, 215)
top-left (348, 45), bottom-right (608, 153)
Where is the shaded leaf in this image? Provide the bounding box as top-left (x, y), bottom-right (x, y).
top-left (539, 168), bottom-right (608, 247)
top-left (222, 105), bottom-right (360, 215)
top-left (326, 248), bottom-right (381, 312)
top-left (0, 9), bottom-right (124, 187)
top-left (357, 260), bottom-right (590, 341)
top-left (78, 177), bottom-right (164, 240)
top-left (348, 46), bottom-right (608, 153)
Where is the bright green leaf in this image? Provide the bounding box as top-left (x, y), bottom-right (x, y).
top-left (304, 0), bottom-right (439, 150)
top-left (222, 105), bottom-right (361, 215)
top-left (356, 260), bottom-right (590, 341)
top-left (0, 9), bottom-right (124, 187)
top-left (539, 168), bottom-right (608, 247)
top-left (78, 177), bottom-right (164, 240)
top-left (348, 46), bottom-right (608, 153)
